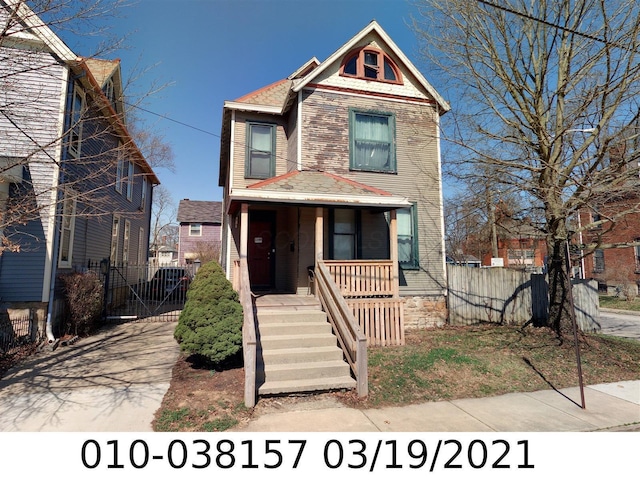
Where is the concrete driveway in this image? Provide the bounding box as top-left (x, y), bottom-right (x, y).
top-left (0, 321), bottom-right (179, 432)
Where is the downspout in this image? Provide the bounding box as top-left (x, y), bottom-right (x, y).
top-left (45, 69), bottom-right (78, 342)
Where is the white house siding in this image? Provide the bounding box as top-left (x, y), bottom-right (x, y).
top-left (0, 42), bottom-right (66, 302)
top-left (311, 34), bottom-right (430, 100)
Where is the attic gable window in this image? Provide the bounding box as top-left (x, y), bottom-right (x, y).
top-left (341, 47), bottom-right (402, 84)
top-left (103, 77), bottom-right (116, 109)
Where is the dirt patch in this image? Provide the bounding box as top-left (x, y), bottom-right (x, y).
top-left (153, 324), bottom-right (640, 431)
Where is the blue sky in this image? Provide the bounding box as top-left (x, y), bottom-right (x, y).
top-left (65, 0), bottom-right (448, 207)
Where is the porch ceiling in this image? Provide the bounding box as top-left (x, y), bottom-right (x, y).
top-left (228, 170), bottom-right (411, 212)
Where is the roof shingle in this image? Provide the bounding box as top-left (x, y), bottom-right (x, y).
top-left (177, 200), bottom-right (222, 224)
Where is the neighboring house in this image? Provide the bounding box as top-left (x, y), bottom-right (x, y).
top-left (176, 199), bottom-right (222, 265)
top-left (149, 244), bottom-right (178, 266)
top-left (0, 2), bottom-right (159, 338)
top-left (219, 20), bottom-right (450, 329)
top-left (578, 197), bottom-right (640, 293)
top-left (481, 219), bottom-right (547, 272)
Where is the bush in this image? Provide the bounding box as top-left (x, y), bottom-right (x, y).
top-left (174, 261), bottom-right (243, 365)
top-left (61, 271), bottom-right (103, 335)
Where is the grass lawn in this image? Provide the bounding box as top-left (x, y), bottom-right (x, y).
top-left (153, 323), bottom-right (640, 431)
top-left (599, 295), bottom-right (640, 311)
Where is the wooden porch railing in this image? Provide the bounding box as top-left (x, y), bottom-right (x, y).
top-left (235, 259), bottom-right (257, 408)
top-left (316, 260), bottom-right (368, 397)
top-left (323, 259), bottom-right (405, 346)
top-left (324, 260), bottom-right (396, 297)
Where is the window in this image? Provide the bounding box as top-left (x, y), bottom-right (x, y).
top-left (138, 227), bottom-right (145, 267)
top-left (331, 209), bottom-right (358, 260)
top-left (116, 145), bottom-right (125, 193)
top-left (126, 161), bottom-right (134, 201)
top-left (123, 219), bottom-right (131, 263)
top-left (635, 240), bottom-right (640, 273)
top-left (245, 122), bottom-right (276, 179)
top-left (594, 249), bottom-right (605, 273)
top-left (350, 109), bottom-right (396, 172)
top-left (141, 175), bottom-right (148, 211)
top-left (68, 85), bottom-right (85, 157)
top-left (58, 190), bottom-right (76, 268)
top-left (397, 205), bottom-right (418, 269)
top-left (508, 249), bottom-right (535, 265)
top-left (340, 47), bottom-right (402, 83)
top-left (189, 223), bottom-right (202, 236)
top-left (110, 215), bottom-right (120, 264)
top-left (103, 78), bottom-right (116, 109)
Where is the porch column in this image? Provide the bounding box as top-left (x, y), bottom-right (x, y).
top-left (315, 207), bottom-right (324, 263)
top-left (389, 209), bottom-right (400, 298)
top-left (240, 203), bottom-right (249, 261)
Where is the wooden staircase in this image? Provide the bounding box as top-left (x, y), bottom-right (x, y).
top-left (255, 296), bottom-right (356, 395)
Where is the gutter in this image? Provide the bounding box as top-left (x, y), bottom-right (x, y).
top-left (45, 69), bottom-right (78, 343)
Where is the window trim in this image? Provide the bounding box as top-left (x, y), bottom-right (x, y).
top-left (126, 161), bottom-right (134, 201)
top-left (245, 121), bottom-right (276, 179)
top-left (340, 47), bottom-right (403, 84)
top-left (395, 203), bottom-right (419, 270)
top-left (141, 175), bottom-right (148, 211)
top-left (122, 219), bottom-right (131, 264)
top-left (57, 189), bottom-right (77, 268)
top-left (68, 85), bottom-right (85, 158)
top-left (189, 223), bottom-right (202, 237)
top-left (110, 215), bottom-right (120, 265)
top-left (349, 108), bottom-right (397, 173)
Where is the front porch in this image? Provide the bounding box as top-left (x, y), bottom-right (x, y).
top-left (227, 173), bottom-right (411, 405)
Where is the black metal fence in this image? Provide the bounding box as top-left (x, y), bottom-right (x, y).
top-left (0, 312), bottom-right (41, 355)
top-left (87, 261), bottom-right (197, 323)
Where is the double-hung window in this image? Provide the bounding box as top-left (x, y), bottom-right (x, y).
top-left (58, 189), bottom-right (77, 268)
top-left (396, 204), bottom-right (418, 269)
top-left (349, 109), bottom-right (396, 173)
top-left (126, 161), bottom-right (134, 201)
top-left (189, 223), bottom-right (202, 236)
top-left (68, 86), bottom-right (85, 158)
top-left (246, 122), bottom-right (276, 179)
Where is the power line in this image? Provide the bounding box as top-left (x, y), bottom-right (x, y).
top-left (475, 0), bottom-right (623, 48)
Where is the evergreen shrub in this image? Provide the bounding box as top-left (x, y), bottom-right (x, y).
top-left (174, 261), bottom-right (243, 365)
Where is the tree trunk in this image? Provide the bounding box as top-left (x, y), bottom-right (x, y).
top-left (546, 237), bottom-right (574, 337)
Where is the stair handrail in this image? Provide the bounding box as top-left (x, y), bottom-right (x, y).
top-left (238, 258), bottom-right (257, 407)
top-left (315, 260), bottom-right (368, 397)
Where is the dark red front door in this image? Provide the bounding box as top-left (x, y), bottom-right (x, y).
top-left (248, 212), bottom-right (275, 289)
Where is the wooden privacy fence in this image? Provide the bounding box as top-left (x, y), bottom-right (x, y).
top-left (447, 265), bottom-right (600, 331)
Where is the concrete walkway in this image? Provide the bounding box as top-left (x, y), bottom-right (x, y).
top-left (0, 321), bottom-right (179, 432)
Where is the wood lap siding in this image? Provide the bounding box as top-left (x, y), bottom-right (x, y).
top-left (301, 88), bottom-right (446, 295)
top-left (0, 43), bottom-right (65, 302)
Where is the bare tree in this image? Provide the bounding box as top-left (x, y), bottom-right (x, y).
top-left (149, 184), bottom-right (177, 252)
top-left (414, 0), bottom-right (640, 337)
top-left (0, 0), bottom-right (172, 254)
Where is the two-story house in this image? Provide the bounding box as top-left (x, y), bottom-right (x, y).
top-left (218, 21), bottom-right (449, 399)
top-left (0, 1), bottom-right (159, 341)
top-left (176, 199), bottom-right (222, 265)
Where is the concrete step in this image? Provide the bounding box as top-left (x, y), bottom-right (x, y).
top-left (259, 333), bottom-right (338, 350)
top-left (257, 310), bottom-right (327, 324)
top-left (258, 375), bottom-right (357, 396)
top-left (259, 321), bottom-right (332, 337)
top-left (257, 360), bottom-right (352, 383)
top-left (259, 345), bottom-right (344, 365)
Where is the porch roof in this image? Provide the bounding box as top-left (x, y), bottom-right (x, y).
top-left (228, 170), bottom-right (411, 212)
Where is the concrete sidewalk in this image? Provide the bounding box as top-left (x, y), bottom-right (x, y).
top-left (232, 380), bottom-right (640, 432)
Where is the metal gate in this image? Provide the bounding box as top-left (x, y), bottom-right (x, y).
top-left (88, 262), bottom-right (196, 323)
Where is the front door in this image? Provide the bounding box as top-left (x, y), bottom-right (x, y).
top-left (248, 211), bottom-right (275, 289)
